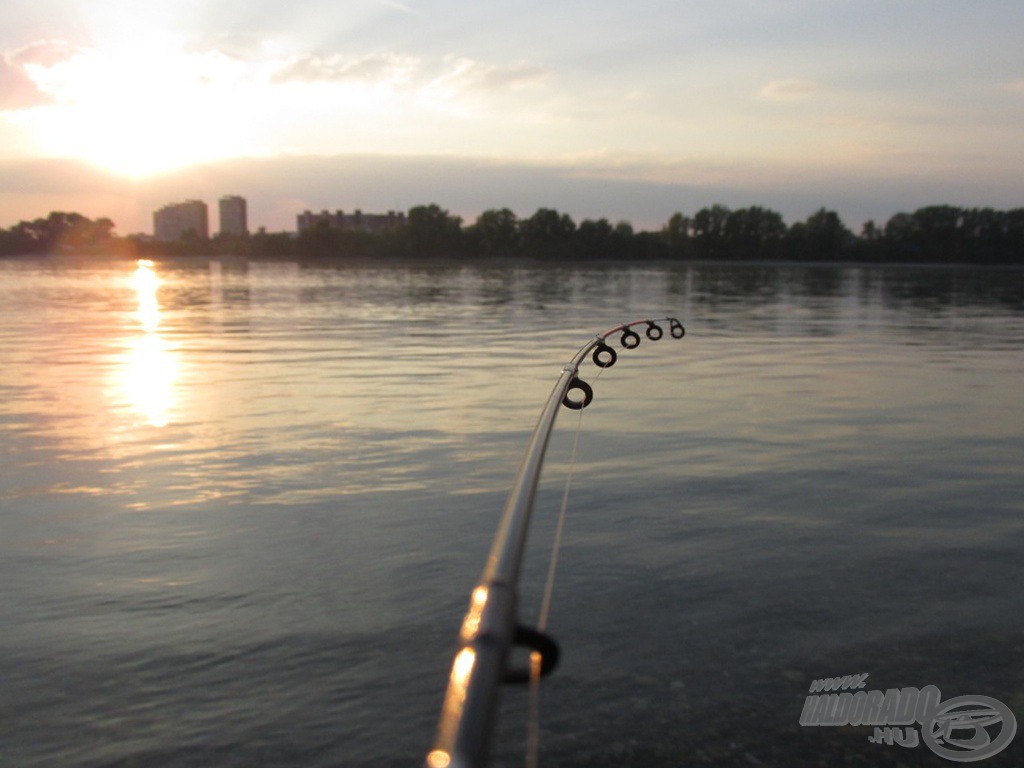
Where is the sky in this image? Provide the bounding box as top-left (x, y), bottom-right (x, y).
top-left (1, 0), bottom-right (1023, 234)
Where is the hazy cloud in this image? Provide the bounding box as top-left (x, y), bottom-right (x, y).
top-left (758, 78), bottom-right (818, 101)
top-left (11, 152), bottom-right (1018, 238)
top-left (267, 51), bottom-right (547, 101)
top-left (270, 52), bottom-right (419, 86)
top-left (428, 57), bottom-right (549, 94)
top-left (185, 32), bottom-right (268, 61)
top-left (12, 40), bottom-right (82, 68)
top-left (0, 157), bottom-right (126, 195)
top-left (415, 57), bottom-right (550, 115)
top-left (0, 55), bottom-right (51, 110)
top-left (371, 0), bottom-right (421, 15)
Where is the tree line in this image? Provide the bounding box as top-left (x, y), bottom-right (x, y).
top-left (3, 204), bottom-right (1023, 264)
top-left (0, 212), bottom-right (118, 256)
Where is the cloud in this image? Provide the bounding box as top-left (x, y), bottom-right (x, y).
top-left (428, 57), bottom-right (549, 94)
top-left (758, 78), bottom-right (818, 101)
top-left (0, 55), bottom-right (52, 110)
top-left (270, 52), bottom-right (419, 86)
top-left (267, 51), bottom-right (548, 103)
top-left (371, 0), bottom-right (421, 15)
top-left (0, 157), bottom-right (126, 195)
top-left (13, 40), bottom-right (83, 68)
top-left (0, 40), bottom-right (89, 111)
top-left (185, 32), bottom-right (267, 61)
top-left (415, 57), bottom-right (550, 115)
top-left (1007, 80), bottom-right (1024, 94)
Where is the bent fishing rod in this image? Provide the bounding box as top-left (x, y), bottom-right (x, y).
top-left (426, 317), bottom-right (686, 768)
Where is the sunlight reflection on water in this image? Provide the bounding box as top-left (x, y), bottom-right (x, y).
top-left (121, 259), bottom-right (178, 427)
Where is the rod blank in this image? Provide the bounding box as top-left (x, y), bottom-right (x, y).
top-left (426, 317), bottom-right (684, 768)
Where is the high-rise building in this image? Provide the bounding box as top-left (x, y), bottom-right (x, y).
top-left (219, 195), bottom-right (248, 237)
top-left (153, 200), bottom-right (209, 241)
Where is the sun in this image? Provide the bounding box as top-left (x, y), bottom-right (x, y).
top-left (25, 37), bottom-right (256, 177)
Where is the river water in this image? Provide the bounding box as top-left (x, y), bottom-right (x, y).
top-left (1, 256), bottom-right (1022, 767)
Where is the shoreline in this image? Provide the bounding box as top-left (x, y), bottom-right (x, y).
top-left (4, 251), bottom-right (1024, 272)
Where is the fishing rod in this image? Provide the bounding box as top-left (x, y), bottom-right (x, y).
top-left (425, 317), bottom-right (686, 768)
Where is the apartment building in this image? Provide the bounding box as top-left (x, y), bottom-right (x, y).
top-left (153, 200), bottom-right (209, 241)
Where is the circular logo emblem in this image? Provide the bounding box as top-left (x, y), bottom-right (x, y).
top-left (922, 695), bottom-right (1017, 762)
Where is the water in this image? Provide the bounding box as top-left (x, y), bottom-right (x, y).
top-left (1, 256), bottom-right (1022, 767)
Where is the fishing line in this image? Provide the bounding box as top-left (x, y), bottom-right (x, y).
top-left (538, 364), bottom-right (605, 632)
top-left (525, 361), bottom-right (606, 768)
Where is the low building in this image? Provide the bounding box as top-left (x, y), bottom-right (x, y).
top-left (219, 196), bottom-right (248, 237)
top-left (153, 200), bottom-right (209, 241)
top-left (296, 209), bottom-right (406, 235)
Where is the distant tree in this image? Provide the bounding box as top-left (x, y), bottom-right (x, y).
top-left (912, 205), bottom-right (961, 234)
top-left (467, 208), bottom-right (519, 256)
top-left (520, 208), bottom-right (576, 258)
top-left (612, 221), bottom-right (639, 259)
top-left (298, 220), bottom-right (340, 258)
top-left (211, 231), bottom-right (253, 257)
top-left (960, 208), bottom-right (998, 240)
top-left (662, 212), bottom-right (691, 257)
top-left (631, 230), bottom-right (672, 260)
top-left (788, 208), bottom-right (852, 260)
top-left (575, 218), bottom-right (614, 259)
top-left (883, 212), bottom-right (915, 241)
top-left (911, 205), bottom-right (963, 261)
top-left (0, 227), bottom-right (18, 255)
top-left (0, 211), bottom-right (117, 254)
top-left (94, 217), bottom-right (116, 241)
top-left (7, 220), bottom-right (39, 253)
top-left (250, 230), bottom-right (297, 259)
top-left (845, 219), bottom-right (882, 261)
top-left (959, 208), bottom-right (1005, 262)
top-left (299, 219), bottom-right (373, 259)
top-left (723, 206), bottom-right (786, 259)
top-left (404, 204), bottom-right (463, 256)
top-left (690, 204), bottom-right (731, 257)
top-left (875, 205), bottom-right (1024, 263)
top-left (613, 220), bottom-right (634, 240)
top-left (1003, 208), bottom-right (1024, 260)
top-left (881, 211), bottom-right (920, 261)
